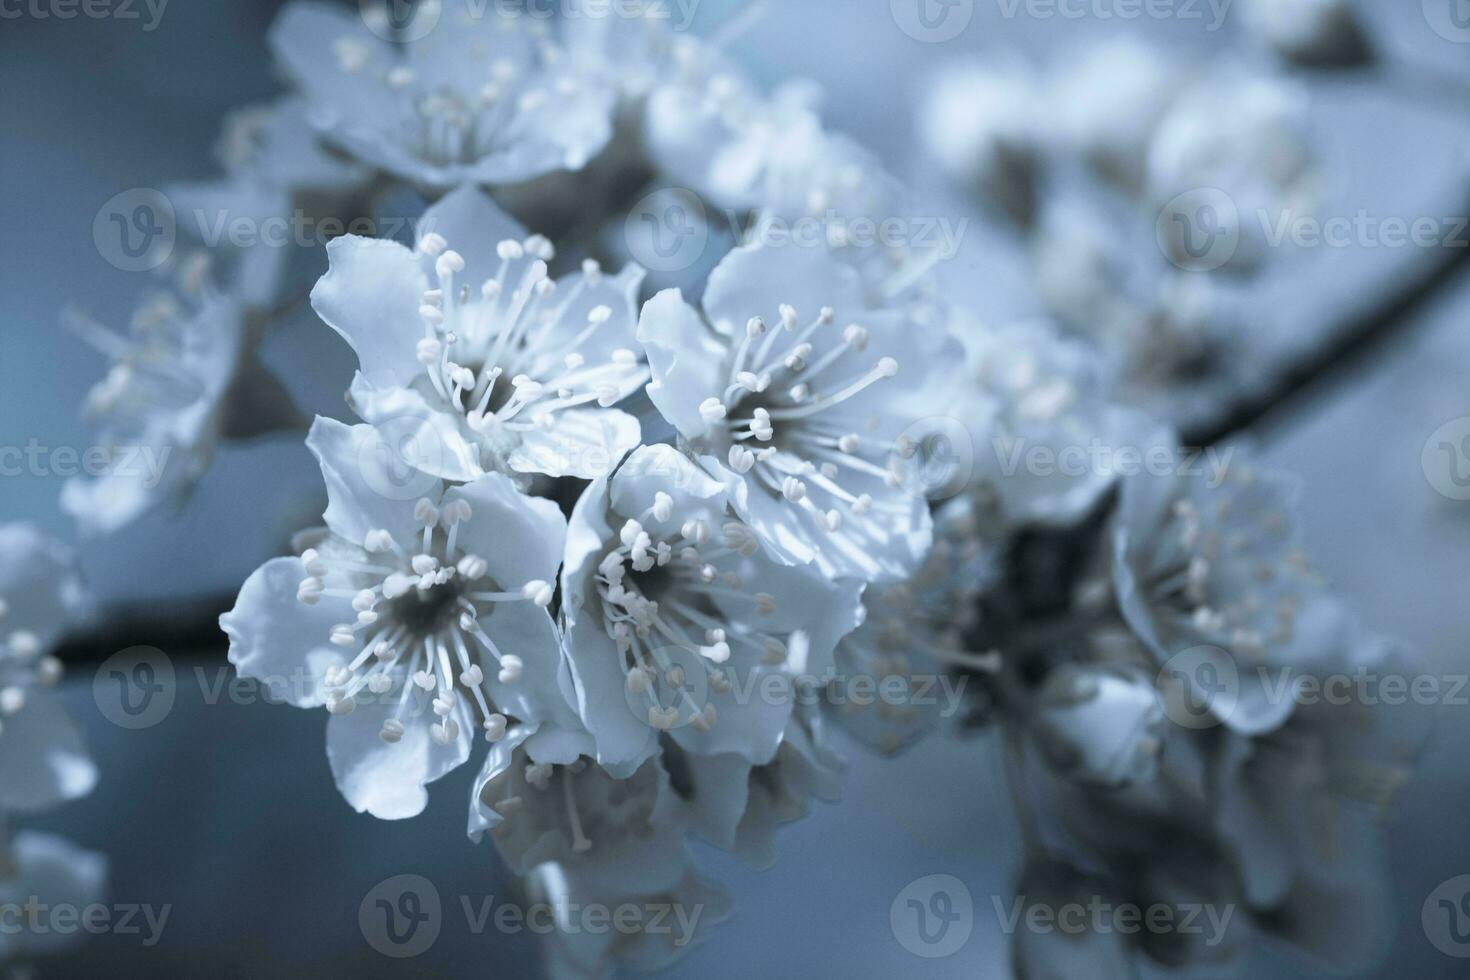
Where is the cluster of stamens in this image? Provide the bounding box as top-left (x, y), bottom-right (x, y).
top-left (296, 498), bottom-right (553, 745)
top-left (1155, 472), bottom-right (1322, 661)
top-left (331, 26), bottom-right (594, 169)
top-left (67, 273), bottom-right (216, 428)
top-left (410, 233), bottom-right (642, 468)
top-left (698, 303), bottom-right (906, 535)
top-left (594, 495), bottom-right (793, 732)
top-left (0, 598), bottom-right (62, 739)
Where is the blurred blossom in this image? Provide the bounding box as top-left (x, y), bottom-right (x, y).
top-left (167, 97), bottom-right (374, 310)
top-left (62, 271), bottom-right (285, 537)
top-left (826, 497), bottom-right (1000, 755)
top-left (0, 526), bottom-right (95, 814)
top-left (0, 833), bottom-right (108, 963)
top-left (1112, 452), bottom-right (1352, 735)
top-left (956, 318), bottom-right (1155, 530)
top-left (1028, 663), bottom-right (1165, 790)
top-left (1046, 38), bottom-right (1182, 193)
top-left (919, 59), bottom-right (1041, 227)
top-left (269, 2), bottom-right (618, 189)
top-left (1147, 66), bottom-right (1318, 276)
top-left (1242, 0), bottom-right (1373, 69)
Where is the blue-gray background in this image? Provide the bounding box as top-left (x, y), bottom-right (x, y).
top-left (3, 1), bottom-right (1469, 977)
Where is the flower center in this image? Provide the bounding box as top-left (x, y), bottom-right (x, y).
top-left (698, 304), bottom-right (903, 534)
top-left (411, 234), bottom-right (643, 466)
top-left (593, 500), bottom-right (793, 732)
top-left (0, 598), bottom-right (59, 739)
top-left (295, 497), bottom-right (554, 745)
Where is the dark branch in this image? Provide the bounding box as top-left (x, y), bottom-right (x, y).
top-left (1185, 237), bottom-right (1470, 447)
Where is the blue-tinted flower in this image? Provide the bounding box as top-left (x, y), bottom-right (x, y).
top-left (1046, 38), bottom-right (1181, 191)
top-left (666, 704), bottom-right (843, 871)
top-left (1148, 65), bottom-right (1316, 274)
top-left (1112, 454), bottom-right (1352, 735)
top-left (0, 832), bottom-right (107, 961)
top-left (560, 445), bottom-right (864, 775)
top-left (638, 243), bottom-right (958, 581)
top-left (221, 417), bottom-right (580, 819)
top-left (62, 279), bottom-right (257, 536)
top-left (1209, 632), bottom-right (1425, 968)
top-left (1029, 663), bottom-right (1166, 789)
top-left (919, 59), bottom-right (1040, 226)
top-left (825, 497), bottom-right (998, 755)
top-left (470, 727), bottom-right (728, 978)
top-left (647, 45), bottom-right (916, 287)
top-left (527, 850), bottom-right (730, 980)
top-left (312, 184), bottom-right (646, 481)
top-left (270, 1), bottom-right (615, 189)
top-left (959, 320), bottom-right (1154, 531)
top-left (168, 97), bottom-right (373, 309)
top-left (1243, 0), bottom-right (1371, 68)
top-left (0, 525), bottom-right (95, 814)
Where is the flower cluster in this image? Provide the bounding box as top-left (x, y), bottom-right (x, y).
top-left (0, 525), bottom-right (105, 972)
top-left (47, 2), bottom-right (1421, 977)
top-left (921, 36), bottom-right (1320, 427)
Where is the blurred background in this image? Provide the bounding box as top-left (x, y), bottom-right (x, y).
top-left (3, 1), bottom-right (1470, 976)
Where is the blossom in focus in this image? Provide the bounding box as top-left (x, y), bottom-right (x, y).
top-left (638, 242), bottom-right (958, 581)
top-left (270, 1), bottom-right (616, 189)
top-left (221, 417), bottom-right (580, 819)
top-left (0, 525), bottom-right (95, 814)
top-left (560, 445), bottom-right (864, 776)
top-left (312, 184), bottom-right (647, 482)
